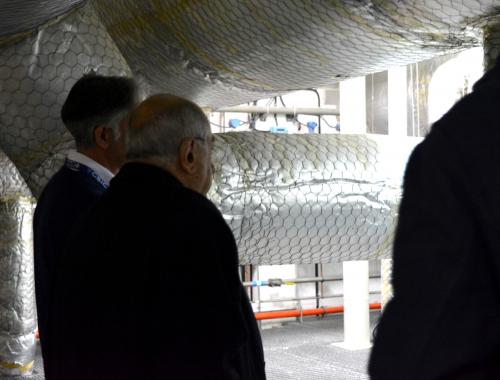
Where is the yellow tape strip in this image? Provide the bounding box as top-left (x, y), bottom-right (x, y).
top-left (0, 360), bottom-right (34, 374)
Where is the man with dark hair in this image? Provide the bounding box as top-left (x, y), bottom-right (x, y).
top-left (34, 74), bottom-right (137, 379)
top-left (53, 94), bottom-right (266, 380)
top-left (369, 57), bottom-right (500, 379)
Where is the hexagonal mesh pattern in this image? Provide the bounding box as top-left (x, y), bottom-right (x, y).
top-left (92, 0), bottom-right (497, 108)
top-left (0, 149), bottom-right (35, 375)
top-left (0, 2), bottom-right (131, 196)
top-left (209, 132), bottom-right (418, 264)
top-left (0, 1), bottom-right (498, 194)
top-left (0, 0), bottom-right (495, 375)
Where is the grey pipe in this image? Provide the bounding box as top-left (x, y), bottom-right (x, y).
top-left (242, 275), bottom-right (381, 287)
top-left (216, 106), bottom-right (339, 116)
top-left (255, 292), bottom-right (381, 304)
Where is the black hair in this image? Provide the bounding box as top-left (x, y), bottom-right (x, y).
top-left (61, 74), bottom-right (136, 148)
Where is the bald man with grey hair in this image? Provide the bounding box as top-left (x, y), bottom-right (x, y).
top-left (127, 95), bottom-right (211, 163)
top-left (53, 94), bottom-right (267, 380)
top-left (125, 94), bottom-right (214, 195)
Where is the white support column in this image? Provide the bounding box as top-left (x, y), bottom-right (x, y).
top-left (333, 260), bottom-right (371, 350)
top-left (388, 66), bottom-right (408, 137)
top-left (339, 76), bottom-right (366, 134)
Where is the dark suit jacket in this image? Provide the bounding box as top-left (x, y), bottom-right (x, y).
top-left (53, 163), bottom-right (266, 380)
top-left (34, 163), bottom-right (106, 379)
top-left (369, 59), bottom-right (500, 379)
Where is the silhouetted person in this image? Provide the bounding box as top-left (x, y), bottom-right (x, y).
top-left (369, 56), bottom-right (500, 379)
top-left (33, 74), bottom-right (136, 379)
top-left (53, 94), bottom-right (267, 380)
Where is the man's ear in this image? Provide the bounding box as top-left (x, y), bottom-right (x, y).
top-left (178, 139), bottom-right (197, 174)
top-left (94, 126), bottom-right (112, 149)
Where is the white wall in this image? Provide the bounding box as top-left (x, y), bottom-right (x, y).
top-left (388, 66), bottom-right (408, 137)
top-left (339, 76), bottom-right (366, 134)
top-left (428, 47), bottom-right (483, 125)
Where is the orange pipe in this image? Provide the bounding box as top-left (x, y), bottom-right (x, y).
top-left (255, 303), bottom-right (381, 320)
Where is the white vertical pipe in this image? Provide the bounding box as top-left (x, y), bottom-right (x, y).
top-left (333, 260), bottom-right (371, 350)
top-left (388, 66), bottom-right (408, 137)
top-left (339, 76), bottom-right (366, 134)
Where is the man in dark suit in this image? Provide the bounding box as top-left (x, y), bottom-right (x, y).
top-left (33, 74), bottom-right (136, 379)
top-left (369, 57), bottom-right (500, 379)
top-left (53, 94), bottom-right (266, 380)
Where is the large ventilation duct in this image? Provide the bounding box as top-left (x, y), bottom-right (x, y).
top-left (0, 150), bottom-right (36, 376)
top-left (93, 0), bottom-right (496, 108)
top-left (0, 2), bottom-right (131, 196)
top-left (0, 2), bottom-right (496, 376)
top-left (6, 0), bottom-right (488, 112)
top-left (209, 132), bottom-right (420, 265)
top-left (0, 1), bottom-right (85, 42)
top-left (0, 1), bottom-right (498, 194)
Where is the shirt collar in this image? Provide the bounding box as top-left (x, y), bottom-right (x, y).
top-left (67, 150), bottom-right (114, 185)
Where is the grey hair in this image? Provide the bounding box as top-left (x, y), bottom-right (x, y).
top-left (64, 108), bottom-right (128, 148)
top-left (126, 102), bottom-right (209, 164)
top-left (107, 109), bottom-right (129, 140)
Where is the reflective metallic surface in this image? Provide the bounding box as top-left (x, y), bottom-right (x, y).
top-left (0, 2), bottom-right (131, 196)
top-left (0, 150), bottom-right (36, 375)
top-left (0, 1), bottom-right (497, 195)
top-left (93, 0), bottom-right (494, 108)
top-left (209, 132), bottom-right (419, 264)
top-left (0, 1), bottom-right (494, 376)
top-left (0, 1), bottom-right (84, 40)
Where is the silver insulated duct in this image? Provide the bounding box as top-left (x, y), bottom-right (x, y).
top-left (210, 132), bottom-right (419, 265)
top-left (0, 0), bottom-right (497, 195)
top-left (0, 1), bottom-right (132, 197)
top-left (0, 149), bottom-right (36, 375)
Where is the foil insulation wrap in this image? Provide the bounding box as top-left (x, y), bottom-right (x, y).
top-left (0, 1), bottom-right (84, 41)
top-left (0, 2), bottom-right (131, 196)
top-left (0, 150), bottom-right (36, 376)
top-left (92, 0), bottom-right (495, 108)
top-left (0, 1), bottom-right (498, 194)
top-left (209, 132), bottom-right (419, 265)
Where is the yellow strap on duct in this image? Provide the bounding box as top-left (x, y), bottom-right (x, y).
top-left (0, 360), bottom-right (34, 374)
